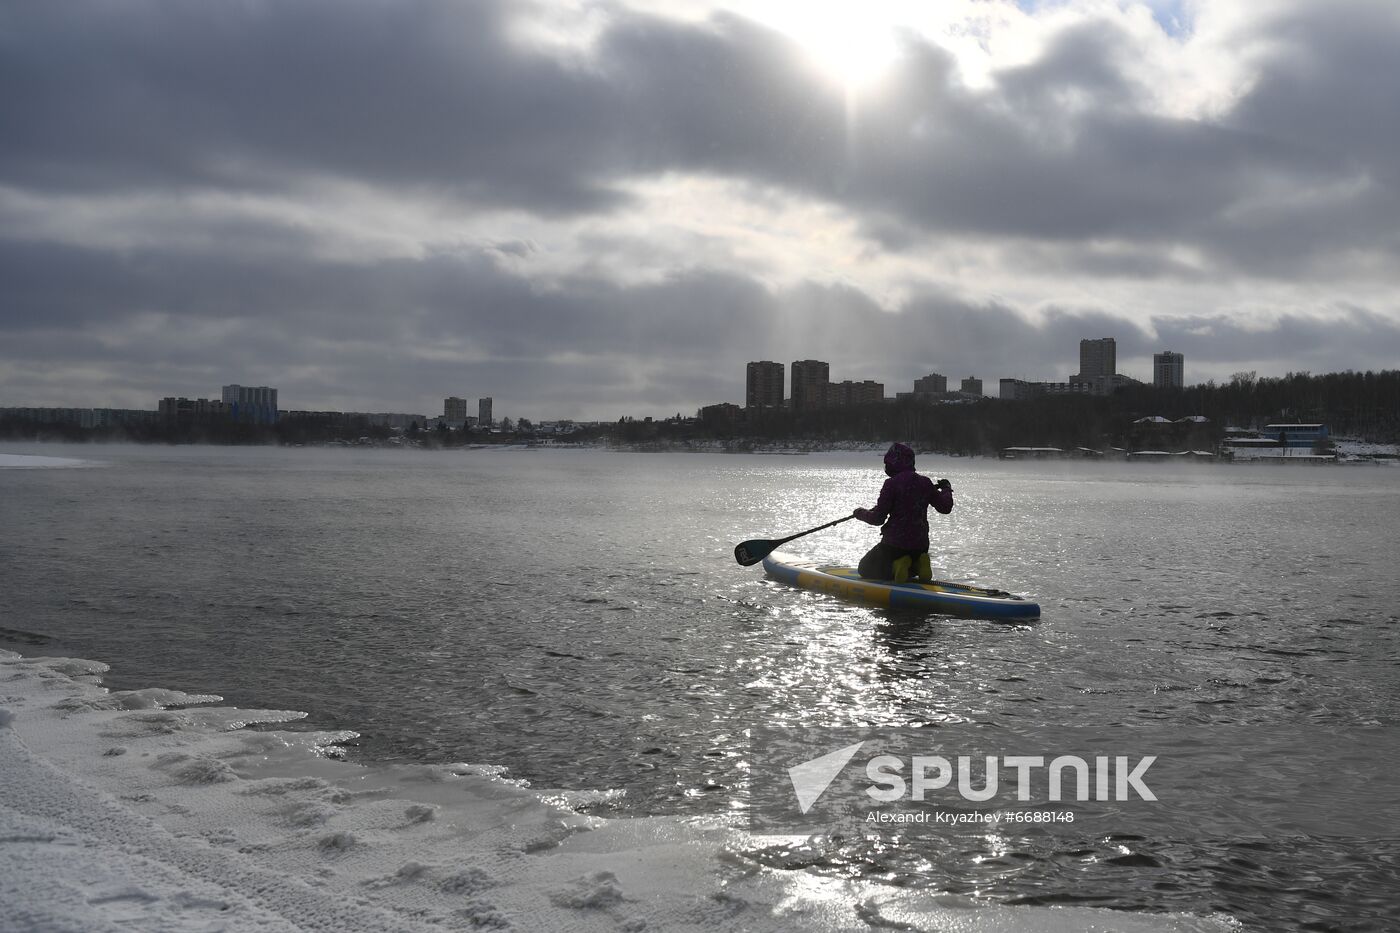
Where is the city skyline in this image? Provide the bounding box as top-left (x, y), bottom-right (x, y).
top-left (737, 337), bottom-right (1153, 409)
top-left (10, 338), bottom-right (1381, 428)
top-left (4, 2), bottom-right (1400, 421)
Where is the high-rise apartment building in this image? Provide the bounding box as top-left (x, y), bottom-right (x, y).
top-left (1078, 338), bottom-right (1116, 379)
top-left (961, 376), bottom-right (983, 396)
top-left (913, 373), bottom-right (947, 396)
top-left (1153, 351), bottom-right (1184, 389)
top-left (221, 384), bottom-right (279, 424)
top-left (791, 360), bottom-right (830, 410)
top-left (1070, 338), bottom-right (1118, 396)
top-left (478, 397), bottom-right (493, 428)
top-left (745, 361), bottom-right (785, 409)
top-left (444, 397), bottom-right (468, 424)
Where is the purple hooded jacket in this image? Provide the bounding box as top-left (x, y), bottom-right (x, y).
top-left (854, 443), bottom-right (953, 551)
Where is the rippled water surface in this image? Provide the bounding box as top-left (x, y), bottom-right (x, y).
top-left (4, 443), bottom-right (1398, 930)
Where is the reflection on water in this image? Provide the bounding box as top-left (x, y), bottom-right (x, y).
top-left (2, 444), bottom-right (1398, 929)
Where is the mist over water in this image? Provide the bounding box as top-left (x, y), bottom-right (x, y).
top-left (3, 443), bottom-right (1398, 930)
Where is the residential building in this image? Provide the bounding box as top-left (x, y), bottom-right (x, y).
top-left (92, 408), bottom-right (158, 428)
top-left (1078, 338), bottom-right (1116, 379)
top-left (222, 384), bottom-right (279, 424)
top-left (913, 372), bottom-right (947, 397)
top-left (826, 380), bottom-right (884, 406)
top-left (791, 360), bottom-right (830, 410)
top-left (1154, 351), bottom-right (1185, 389)
top-left (1066, 338), bottom-right (1120, 396)
top-left (160, 397), bottom-right (231, 422)
top-left (960, 377), bottom-right (982, 396)
top-left (1071, 372), bottom-right (1140, 396)
top-left (999, 379), bottom-right (1041, 401)
top-left (1, 407), bottom-right (158, 428)
top-left (1040, 382), bottom-right (1093, 396)
top-left (699, 402), bottom-right (742, 424)
top-left (358, 413), bottom-right (428, 430)
top-left (745, 361), bottom-right (785, 409)
top-left (478, 397), bottom-right (493, 429)
top-left (444, 397), bottom-right (468, 425)
top-left (535, 420), bottom-right (578, 435)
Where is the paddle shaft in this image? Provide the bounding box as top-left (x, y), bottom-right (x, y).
top-left (733, 514), bottom-right (856, 566)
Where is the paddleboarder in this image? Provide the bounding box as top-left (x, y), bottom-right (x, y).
top-left (853, 442), bottom-right (953, 582)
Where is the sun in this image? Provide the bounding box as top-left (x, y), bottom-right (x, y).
top-left (741, 1), bottom-right (906, 90)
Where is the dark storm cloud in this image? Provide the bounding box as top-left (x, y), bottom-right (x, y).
top-left (0, 0), bottom-right (630, 213)
top-left (0, 232), bottom-right (772, 359)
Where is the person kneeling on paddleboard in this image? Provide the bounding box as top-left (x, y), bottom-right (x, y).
top-left (852, 442), bottom-right (952, 582)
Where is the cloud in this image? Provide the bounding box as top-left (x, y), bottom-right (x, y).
top-left (6, 223), bottom-right (1398, 415)
top-left (1149, 305), bottom-right (1400, 374)
top-left (2, 0), bottom-right (1400, 416)
top-left (2, 0), bottom-right (1373, 254)
top-left (0, 0), bottom-right (630, 213)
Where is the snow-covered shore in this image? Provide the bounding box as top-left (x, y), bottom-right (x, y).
top-left (0, 650), bottom-right (1239, 932)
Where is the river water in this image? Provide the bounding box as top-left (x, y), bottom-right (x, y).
top-left (3, 443), bottom-right (1397, 930)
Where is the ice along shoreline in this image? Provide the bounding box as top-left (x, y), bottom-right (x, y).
top-left (0, 649), bottom-right (1239, 933)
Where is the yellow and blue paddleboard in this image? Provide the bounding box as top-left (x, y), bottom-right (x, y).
top-left (762, 553), bottom-right (1040, 620)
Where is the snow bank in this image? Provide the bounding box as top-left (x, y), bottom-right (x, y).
top-left (0, 650), bottom-right (1240, 932)
top-left (1334, 440), bottom-right (1400, 458)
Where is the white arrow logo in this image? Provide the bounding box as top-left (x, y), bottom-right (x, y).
top-left (788, 741), bottom-right (866, 814)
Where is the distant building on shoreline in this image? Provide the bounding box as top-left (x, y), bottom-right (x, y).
top-left (1069, 338), bottom-right (1120, 396)
top-left (1078, 338), bottom-right (1116, 379)
top-left (826, 380), bottom-right (884, 407)
top-left (161, 396), bottom-right (230, 422)
top-left (1154, 351), bottom-right (1185, 389)
top-left (3, 407), bottom-right (158, 429)
top-left (222, 384), bottom-right (279, 424)
top-left (913, 372), bottom-right (947, 397)
top-left (999, 379), bottom-right (1035, 400)
top-left (444, 397), bottom-right (468, 426)
top-left (699, 402), bottom-right (742, 425)
top-left (745, 361), bottom-right (784, 409)
top-left (478, 397), bottom-right (493, 429)
top-left (791, 360), bottom-right (829, 410)
top-left (961, 377), bottom-right (982, 396)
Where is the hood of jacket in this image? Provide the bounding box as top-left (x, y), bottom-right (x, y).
top-left (883, 442), bottom-right (916, 476)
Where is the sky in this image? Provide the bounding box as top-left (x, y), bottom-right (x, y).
top-left (4, 0), bottom-right (1400, 419)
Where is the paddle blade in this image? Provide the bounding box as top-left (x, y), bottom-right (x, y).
top-left (733, 539), bottom-right (777, 566)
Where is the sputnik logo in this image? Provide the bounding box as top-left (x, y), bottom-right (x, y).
top-left (788, 741), bottom-right (866, 813)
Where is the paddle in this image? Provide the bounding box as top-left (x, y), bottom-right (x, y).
top-left (733, 514), bottom-right (856, 566)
